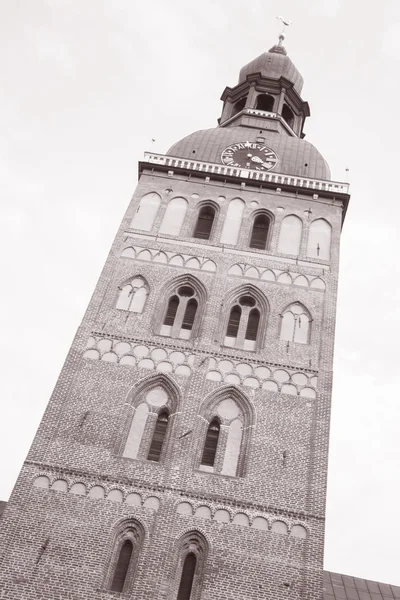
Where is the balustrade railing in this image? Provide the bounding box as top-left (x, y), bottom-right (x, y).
top-left (142, 152), bottom-right (349, 194)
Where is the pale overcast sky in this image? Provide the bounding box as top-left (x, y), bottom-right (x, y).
top-left (1, 0), bottom-right (399, 587)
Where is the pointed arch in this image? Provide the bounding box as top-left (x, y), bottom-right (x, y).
top-left (277, 215), bottom-right (303, 255)
top-left (249, 210), bottom-right (274, 250)
top-left (119, 373), bottom-right (181, 461)
top-left (280, 302), bottom-right (312, 345)
top-left (307, 218), bottom-right (332, 260)
top-left (193, 202), bottom-right (218, 240)
top-left (104, 518), bottom-right (145, 594)
top-left (198, 385), bottom-right (254, 477)
top-left (116, 276), bottom-right (149, 313)
top-left (159, 196), bottom-right (188, 236)
top-left (157, 274), bottom-right (208, 340)
top-left (173, 530), bottom-right (209, 600)
top-left (221, 284), bottom-right (269, 351)
top-left (130, 192), bottom-right (161, 231)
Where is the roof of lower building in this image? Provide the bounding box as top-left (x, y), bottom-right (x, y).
top-left (324, 571), bottom-right (400, 600)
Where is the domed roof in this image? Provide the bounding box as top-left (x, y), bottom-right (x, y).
top-left (167, 126), bottom-right (331, 181)
top-left (239, 49), bottom-right (304, 95)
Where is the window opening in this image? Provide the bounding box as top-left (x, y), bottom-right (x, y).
top-left (232, 97), bottom-right (246, 116)
top-left (111, 540), bottom-right (133, 592)
top-left (177, 553), bottom-right (197, 600)
top-left (226, 305), bottom-right (241, 338)
top-left (282, 104), bottom-right (295, 129)
top-left (147, 410), bottom-right (169, 462)
top-left (164, 295), bottom-right (179, 326)
top-left (245, 308), bottom-right (260, 341)
top-left (182, 298), bottom-right (198, 331)
top-left (201, 419), bottom-right (220, 467)
top-left (193, 206), bottom-right (215, 240)
top-left (249, 214), bottom-right (270, 250)
top-left (256, 94), bottom-right (274, 112)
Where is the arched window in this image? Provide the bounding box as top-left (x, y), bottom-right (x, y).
top-left (116, 277), bottom-right (148, 312)
top-left (105, 520), bottom-right (145, 595)
top-left (121, 379), bottom-right (178, 461)
top-left (177, 553), bottom-right (196, 600)
top-left (159, 197), bottom-right (188, 236)
top-left (307, 219), bottom-right (332, 260)
top-left (256, 94), bottom-right (274, 112)
top-left (111, 540), bottom-right (133, 592)
top-left (232, 97), bottom-right (246, 116)
top-left (280, 303), bottom-right (311, 344)
top-left (174, 532), bottom-right (208, 600)
top-left (225, 294), bottom-right (263, 351)
top-left (249, 213), bottom-right (271, 250)
top-left (161, 285), bottom-right (200, 339)
top-left (193, 205), bottom-right (216, 240)
top-left (198, 387), bottom-right (253, 478)
top-left (277, 215), bottom-right (303, 255)
top-left (220, 198), bottom-right (245, 245)
top-left (130, 192), bottom-right (161, 231)
top-left (282, 104), bottom-right (295, 129)
top-left (201, 419), bottom-right (220, 468)
top-left (147, 410), bottom-right (169, 462)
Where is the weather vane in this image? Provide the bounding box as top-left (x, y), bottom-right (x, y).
top-left (276, 15), bottom-right (292, 44)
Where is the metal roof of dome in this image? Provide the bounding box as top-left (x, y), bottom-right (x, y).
top-left (238, 44), bottom-right (304, 95)
top-left (167, 126), bottom-right (331, 181)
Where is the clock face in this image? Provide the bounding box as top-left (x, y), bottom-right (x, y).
top-left (221, 141), bottom-right (278, 171)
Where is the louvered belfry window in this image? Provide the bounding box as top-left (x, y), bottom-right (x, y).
top-left (201, 419), bottom-right (220, 467)
top-left (111, 540), bottom-right (133, 592)
top-left (226, 305), bottom-right (241, 338)
top-left (249, 214), bottom-right (270, 250)
top-left (182, 298), bottom-right (198, 331)
top-left (164, 295), bottom-right (179, 326)
top-left (147, 410), bottom-right (169, 462)
top-left (177, 553), bottom-right (197, 600)
top-left (193, 206), bottom-right (215, 240)
top-left (245, 308), bottom-right (260, 341)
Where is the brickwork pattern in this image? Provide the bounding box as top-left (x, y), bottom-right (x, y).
top-left (0, 166), bottom-right (344, 599)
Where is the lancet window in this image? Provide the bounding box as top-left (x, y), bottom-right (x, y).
top-left (193, 205), bottom-right (216, 240)
top-left (249, 212), bottom-right (272, 250)
top-left (130, 192), bottom-right (161, 231)
top-left (105, 520), bottom-right (145, 595)
top-left (307, 218), bottom-right (332, 261)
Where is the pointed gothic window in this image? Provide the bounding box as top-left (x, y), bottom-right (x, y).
top-left (307, 219), bottom-right (332, 260)
top-left (160, 285), bottom-right (202, 340)
top-left (277, 215), bottom-right (303, 255)
top-left (130, 192), bottom-right (161, 231)
top-left (224, 294), bottom-right (263, 351)
top-left (201, 419), bottom-right (220, 468)
top-left (147, 410), bottom-right (169, 462)
top-left (249, 213), bottom-right (271, 250)
top-left (193, 206), bottom-right (215, 240)
top-left (116, 277), bottom-right (148, 313)
top-left (111, 540), bottom-right (133, 592)
top-left (256, 94), bottom-right (274, 112)
top-left (177, 553), bottom-right (197, 600)
top-left (280, 303), bottom-right (311, 345)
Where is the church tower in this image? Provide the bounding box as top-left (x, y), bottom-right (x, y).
top-left (0, 36), bottom-right (350, 600)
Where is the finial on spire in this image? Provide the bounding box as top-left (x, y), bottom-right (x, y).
top-left (269, 16), bottom-right (292, 55)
